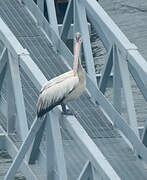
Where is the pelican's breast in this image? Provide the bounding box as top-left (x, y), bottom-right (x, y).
top-left (63, 68), bottom-right (86, 103)
top-left (37, 70), bottom-right (79, 117)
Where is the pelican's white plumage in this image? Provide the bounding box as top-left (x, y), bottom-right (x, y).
top-left (37, 32), bottom-right (86, 118)
top-left (37, 71), bottom-right (79, 117)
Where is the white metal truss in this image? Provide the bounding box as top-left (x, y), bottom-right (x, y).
top-left (0, 0), bottom-right (147, 179)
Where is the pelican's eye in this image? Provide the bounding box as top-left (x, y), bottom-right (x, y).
top-left (75, 32), bottom-right (82, 42)
top-left (79, 38), bottom-right (82, 43)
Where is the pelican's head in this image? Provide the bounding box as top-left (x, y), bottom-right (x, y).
top-left (75, 32), bottom-right (82, 43)
top-left (73, 32), bottom-right (83, 76)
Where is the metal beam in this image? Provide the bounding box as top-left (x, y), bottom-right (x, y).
top-left (0, 18), bottom-right (44, 90)
top-left (97, 73), bottom-right (113, 88)
top-left (0, 101), bottom-right (49, 179)
top-left (19, 45), bottom-right (67, 179)
top-left (77, 161), bottom-right (94, 180)
top-left (127, 49), bottom-right (147, 84)
top-left (113, 45), bottom-right (122, 114)
top-left (75, 0), bottom-right (97, 86)
top-left (0, 133), bottom-right (5, 149)
top-left (46, 23), bottom-right (147, 160)
top-left (128, 61), bottom-right (147, 101)
top-left (142, 123), bottom-right (147, 148)
top-left (13, 37), bottom-right (118, 180)
top-left (60, 0), bottom-right (73, 42)
top-left (23, 0), bottom-right (59, 48)
top-left (138, 127), bottom-right (144, 138)
top-left (0, 18), bottom-right (25, 60)
top-left (37, 0), bottom-right (44, 13)
top-left (4, 117), bottom-right (43, 180)
top-left (0, 48), bottom-right (8, 75)
top-left (0, 64), bottom-right (7, 93)
top-left (116, 48), bottom-right (139, 137)
top-left (21, 0), bottom-right (87, 63)
top-left (57, 37), bottom-right (114, 101)
top-left (0, 95), bottom-right (7, 122)
top-left (0, 126), bottom-right (39, 180)
top-left (0, 19), bottom-right (29, 140)
top-left (86, 76), bottom-right (147, 162)
top-left (0, 48), bottom-right (8, 92)
top-left (84, 0), bottom-right (147, 84)
top-left (46, 0), bottom-right (59, 35)
top-left (22, 0), bottom-right (147, 140)
top-left (1, 10), bottom-right (147, 170)
top-left (20, 54), bottom-right (45, 91)
top-left (73, 0), bottom-right (80, 40)
top-left (99, 46), bottom-right (113, 94)
top-left (59, 23), bottom-right (91, 41)
top-left (8, 52), bottom-right (28, 141)
top-left (29, 119), bottom-right (47, 164)
top-left (64, 115), bottom-right (121, 180)
top-left (84, 2), bottom-right (111, 51)
top-left (84, 0), bottom-right (136, 53)
top-left (46, 108), bottom-right (68, 180)
top-left (7, 59), bottom-right (16, 134)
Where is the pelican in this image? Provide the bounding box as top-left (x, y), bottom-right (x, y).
top-left (37, 32), bottom-right (86, 118)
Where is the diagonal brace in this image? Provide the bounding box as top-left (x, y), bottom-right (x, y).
top-left (0, 48), bottom-right (8, 92)
top-left (0, 48), bottom-right (8, 74)
top-left (7, 60), bottom-right (16, 134)
top-left (77, 161), bottom-right (94, 180)
top-left (99, 46), bottom-right (113, 94)
top-left (8, 52), bottom-right (28, 141)
top-left (65, 115), bottom-right (121, 180)
top-left (60, 0), bottom-right (73, 43)
top-left (46, 0), bottom-right (59, 35)
top-left (29, 118), bottom-right (47, 164)
top-left (113, 45), bottom-right (122, 114)
top-left (46, 108), bottom-right (68, 180)
top-left (116, 48), bottom-right (139, 138)
top-left (37, 0), bottom-right (44, 13)
top-left (4, 117), bottom-right (43, 180)
top-left (0, 126), bottom-right (38, 180)
top-left (128, 61), bottom-right (147, 102)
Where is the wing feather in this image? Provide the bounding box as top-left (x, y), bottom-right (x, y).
top-left (37, 72), bottom-right (79, 117)
top-left (40, 70), bottom-right (74, 93)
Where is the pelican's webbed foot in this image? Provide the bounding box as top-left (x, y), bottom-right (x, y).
top-left (61, 103), bottom-right (73, 115)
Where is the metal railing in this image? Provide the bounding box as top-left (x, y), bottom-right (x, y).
top-left (0, 0), bottom-right (147, 179)
top-left (0, 15), bottom-right (120, 180)
top-left (60, 0), bottom-right (147, 137)
top-left (35, 0), bottom-right (147, 162)
top-left (34, 0), bottom-right (147, 137)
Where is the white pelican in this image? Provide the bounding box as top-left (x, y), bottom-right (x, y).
top-left (37, 32), bottom-right (86, 118)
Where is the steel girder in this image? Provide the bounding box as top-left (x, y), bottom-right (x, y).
top-left (59, 0), bottom-right (146, 139)
top-left (20, 0), bottom-right (147, 159)
top-left (0, 0), bottom-right (147, 179)
top-left (0, 16), bottom-right (121, 180)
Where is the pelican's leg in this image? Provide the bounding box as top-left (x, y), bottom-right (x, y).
top-left (61, 103), bottom-right (73, 115)
top-left (41, 114), bottom-right (47, 121)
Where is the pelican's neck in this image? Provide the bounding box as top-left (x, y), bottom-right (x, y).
top-left (73, 41), bottom-right (81, 76)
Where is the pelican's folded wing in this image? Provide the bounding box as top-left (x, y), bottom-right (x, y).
top-left (40, 70), bottom-right (74, 93)
top-left (37, 71), bottom-right (79, 117)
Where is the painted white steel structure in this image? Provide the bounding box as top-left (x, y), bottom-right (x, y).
top-left (0, 0), bottom-right (146, 179)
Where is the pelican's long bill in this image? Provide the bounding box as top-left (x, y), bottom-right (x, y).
top-left (73, 33), bottom-right (82, 76)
